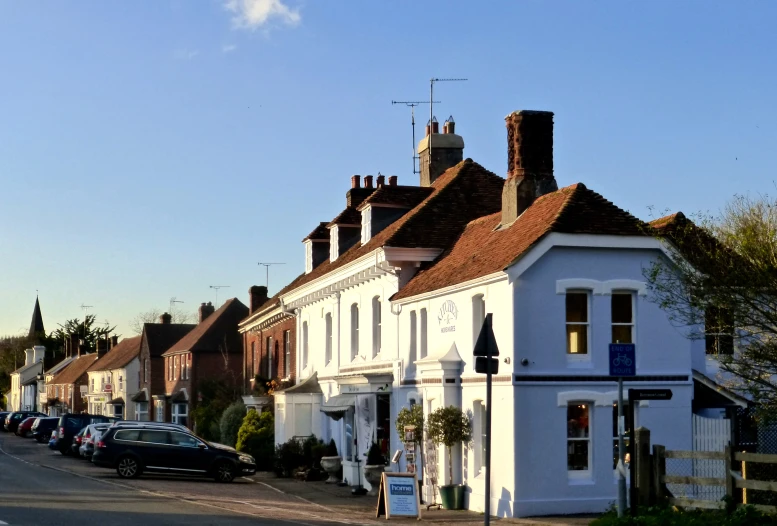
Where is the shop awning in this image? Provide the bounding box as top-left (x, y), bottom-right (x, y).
top-left (320, 394), bottom-right (357, 420)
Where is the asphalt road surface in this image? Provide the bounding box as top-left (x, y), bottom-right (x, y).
top-left (0, 433), bottom-right (363, 526)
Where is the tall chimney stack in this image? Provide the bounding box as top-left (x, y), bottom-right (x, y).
top-left (249, 285), bottom-right (269, 314)
top-left (199, 302), bottom-right (215, 323)
top-left (418, 115), bottom-right (464, 187)
top-left (159, 312), bottom-right (172, 324)
top-left (364, 175), bottom-right (374, 188)
top-left (501, 110), bottom-right (558, 226)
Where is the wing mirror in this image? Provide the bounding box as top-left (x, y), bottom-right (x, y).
top-left (198, 443), bottom-right (207, 449)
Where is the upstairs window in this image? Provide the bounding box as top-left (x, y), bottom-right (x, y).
top-left (251, 341), bottom-right (256, 376)
top-left (284, 330), bottom-right (291, 377)
top-left (409, 311), bottom-right (417, 364)
top-left (566, 292), bottom-right (589, 354)
top-left (174, 355), bottom-right (179, 380)
top-left (350, 304), bottom-right (359, 360)
top-left (611, 292), bottom-right (635, 344)
top-left (420, 308), bottom-right (428, 359)
top-left (302, 322), bottom-right (309, 370)
top-left (706, 306), bottom-right (734, 355)
top-left (472, 294), bottom-right (486, 347)
top-left (268, 340), bottom-right (274, 378)
top-left (325, 313), bottom-right (333, 365)
top-left (372, 296), bottom-right (382, 358)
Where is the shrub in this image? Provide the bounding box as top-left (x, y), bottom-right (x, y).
top-left (591, 504), bottom-right (777, 526)
top-left (218, 401), bottom-right (246, 448)
top-left (324, 439), bottom-right (338, 457)
top-left (365, 441), bottom-right (384, 465)
top-left (275, 438), bottom-right (304, 477)
top-left (236, 410), bottom-right (274, 471)
top-left (191, 378), bottom-right (240, 442)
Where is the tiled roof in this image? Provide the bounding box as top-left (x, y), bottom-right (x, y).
top-left (278, 159), bottom-right (505, 301)
top-left (143, 322), bottom-right (196, 358)
top-left (163, 298), bottom-right (249, 355)
top-left (50, 353), bottom-right (100, 386)
top-left (328, 207), bottom-right (361, 227)
top-left (357, 186), bottom-right (433, 210)
top-left (393, 183), bottom-right (648, 300)
top-left (88, 336), bottom-right (142, 372)
top-left (302, 222), bottom-right (330, 242)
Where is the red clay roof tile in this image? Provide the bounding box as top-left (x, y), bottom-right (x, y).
top-left (88, 336), bottom-right (142, 372)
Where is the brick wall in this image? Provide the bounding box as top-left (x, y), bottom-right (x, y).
top-left (162, 352), bottom-right (193, 396)
top-left (139, 337), bottom-right (166, 399)
top-left (242, 316), bottom-right (296, 393)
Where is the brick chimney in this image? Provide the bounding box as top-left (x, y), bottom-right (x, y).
top-left (364, 175), bottom-right (374, 188)
top-left (96, 338), bottom-right (108, 356)
top-left (199, 302), bottom-right (215, 323)
top-left (110, 335), bottom-right (119, 349)
top-left (376, 175), bottom-right (385, 187)
top-left (69, 334), bottom-right (79, 359)
top-left (388, 175), bottom-right (398, 186)
top-left (249, 285), bottom-right (269, 314)
top-left (418, 115), bottom-right (464, 187)
top-left (159, 312), bottom-right (172, 324)
top-left (501, 110), bottom-right (558, 226)
top-left (346, 175), bottom-right (375, 208)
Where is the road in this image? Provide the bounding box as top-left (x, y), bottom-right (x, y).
top-left (0, 433), bottom-right (369, 526)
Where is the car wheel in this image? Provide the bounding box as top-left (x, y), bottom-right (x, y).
top-left (213, 461), bottom-right (235, 483)
top-left (116, 456), bottom-right (142, 479)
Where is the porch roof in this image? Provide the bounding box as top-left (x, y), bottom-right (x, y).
top-left (320, 393), bottom-right (357, 420)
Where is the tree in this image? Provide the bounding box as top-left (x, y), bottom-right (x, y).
top-left (646, 194), bottom-right (777, 412)
top-left (426, 406), bottom-right (472, 486)
top-left (219, 401), bottom-right (247, 448)
top-left (129, 307), bottom-right (195, 335)
top-left (52, 315), bottom-right (116, 352)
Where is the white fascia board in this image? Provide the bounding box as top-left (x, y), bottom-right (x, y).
top-left (392, 271), bottom-right (507, 305)
top-left (239, 304), bottom-right (283, 333)
top-left (506, 233), bottom-right (674, 283)
top-left (281, 250), bottom-right (381, 305)
top-left (381, 247), bottom-right (443, 264)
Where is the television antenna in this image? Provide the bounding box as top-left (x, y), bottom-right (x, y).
top-left (391, 100), bottom-right (441, 175)
top-left (169, 297), bottom-right (184, 314)
top-left (258, 262), bottom-right (285, 289)
top-left (208, 286), bottom-right (229, 307)
top-left (80, 304), bottom-right (93, 340)
top-left (429, 78), bottom-right (467, 164)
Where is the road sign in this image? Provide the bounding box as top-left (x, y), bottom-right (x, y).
top-left (473, 314), bottom-right (499, 357)
top-left (475, 357), bottom-right (499, 374)
top-left (628, 389), bottom-right (673, 401)
top-left (609, 343), bottom-right (636, 377)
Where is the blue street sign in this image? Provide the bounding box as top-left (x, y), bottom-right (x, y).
top-left (609, 343), bottom-right (636, 377)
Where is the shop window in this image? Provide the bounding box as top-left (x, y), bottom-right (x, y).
top-left (295, 403), bottom-right (312, 437)
top-left (350, 304), bottom-right (359, 360)
top-left (472, 294), bottom-right (486, 347)
top-left (284, 330), bottom-right (291, 377)
top-left (172, 403), bottom-right (188, 427)
top-left (420, 308), bottom-right (428, 359)
top-left (325, 313), bottom-right (333, 365)
top-left (409, 311), bottom-right (417, 363)
top-left (706, 306), bottom-right (734, 355)
top-left (567, 403), bottom-right (591, 475)
top-left (612, 292), bottom-right (635, 344)
top-left (473, 400), bottom-right (486, 475)
top-left (372, 296), bottom-right (382, 358)
top-left (566, 292), bottom-right (589, 354)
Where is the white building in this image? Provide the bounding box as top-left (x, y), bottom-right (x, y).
top-left (7, 346), bottom-right (45, 412)
top-left (273, 111), bottom-right (723, 517)
top-left (86, 336), bottom-right (142, 419)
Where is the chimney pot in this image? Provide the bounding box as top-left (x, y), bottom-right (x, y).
top-left (431, 119), bottom-right (439, 135)
top-left (376, 175), bottom-right (385, 187)
top-left (388, 175), bottom-right (398, 186)
top-left (351, 175), bottom-right (361, 189)
top-left (444, 116), bottom-right (456, 134)
top-left (364, 175), bottom-right (373, 188)
top-left (418, 117), bottom-right (463, 186)
top-left (159, 312), bottom-right (172, 324)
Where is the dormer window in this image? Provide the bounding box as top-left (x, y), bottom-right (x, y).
top-left (361, 205), bottom-right (372, 244)
top-left (330, 226), bottom-right (339, 262)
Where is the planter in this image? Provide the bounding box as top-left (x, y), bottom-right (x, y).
top-left (363, 464), bottom-right (385, 496)
top-left (320, 456), bottom-right (342, 484)
top-left (439, 484), bottom-right (466, 510)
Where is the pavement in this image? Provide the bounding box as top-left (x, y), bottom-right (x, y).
top-left (0, 433), bottom-right (595, 526)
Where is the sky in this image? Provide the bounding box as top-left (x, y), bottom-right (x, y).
top-left (1, 0), bottom-right (776, 339)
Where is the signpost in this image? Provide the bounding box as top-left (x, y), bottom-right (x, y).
top-left (609, 343), bottom-right (635, 518)
top-left (473, 314), bottom-right (499, 526)
top-left (376, 472), bottom-right (422, 520)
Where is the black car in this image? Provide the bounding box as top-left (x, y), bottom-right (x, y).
top-left (54, 414), bottom-right (118, 455)
top-left (31, 417), bottom-right (58, 443)
top-left (92, 425), bottom-right (256, 482)
top-left (4, 411), bottom-right (45, 434)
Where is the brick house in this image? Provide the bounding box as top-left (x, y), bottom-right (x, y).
top-left (158, 298), bottom-right (249, 427)
top-left (132, 313), bottom-right (195, 421)
top-left (239, 286), bottom-right (297, 410)
top-left (47, 346), bottom-right (101, 414)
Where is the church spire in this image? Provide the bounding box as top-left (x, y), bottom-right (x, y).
top-left (29, 296), bottom-right (45, 343)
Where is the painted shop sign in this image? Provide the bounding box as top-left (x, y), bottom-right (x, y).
top-left (437, 300), bottom-right (458, 333)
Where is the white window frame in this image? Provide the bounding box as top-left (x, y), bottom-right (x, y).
top-left (172, 403), bottom-right (188, 426)
top-left (173, 355), bottom-right (179, 381)
top-left (472, 294), bottom-right (486, 347)
top-left (361, 206), bottom-right (372, 244)
top-left (304, 240), bottom-right (313, 274)
top-left (409, 311), bottom-right (417, 363)
top-left (330, 226), bottom-right (339, 262)
top-left (565, 290), bottom-right (592, 361)
top-left (118, 375), bottom-right (123, 392)
top-left (325, 313), bottom-right (333, 365)
top-left (611, 291), bottom-right (636, 345)
top-left (155, 400), bottom-right (164, 422)
top-left (302, 322), bottom-right (309, 370)
top-left (284, 330), bottom-right (291, 378)
top-left (350, 303), bottom-right (359, 360)
top-left (144, 359), bottom-right (149, 384)
top-left (419, 308), bottom-right (428, 359)
top-left (136, 402), bottom-right (148, 421)
top-left (567, 401), bottom-right (593, 480)
top-left (473, 400), bottom-right (486, 476)
top-left (372, 296), bottom-right (381, 358)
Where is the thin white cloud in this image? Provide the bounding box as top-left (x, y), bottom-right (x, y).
top-left (222, 44), bottom-right (238, 53)
top-left (224, 0), bottom-right (301, 30)
top-left (173, 49), bottom-right (199, 60)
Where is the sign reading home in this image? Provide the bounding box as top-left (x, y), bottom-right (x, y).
top-left (438, 300), bottom-right (458, 333)
top-left (376, 472), bottom-right (421, 519)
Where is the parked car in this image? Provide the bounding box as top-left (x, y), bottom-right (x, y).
top-left (54, 414), bottom-right (118, 455)
top-left (92, 425), bottom-right (256, 482)
top-left (16, 417), bottom-right (37, 437)
top-left (71, 427), bottom-right (88, 456)
top-left (5, 411), bottom-right (45, 434)
top-left (108, 422), bottom-right (237, 451)
top-left (0, 412), bottom-right (10, 430)
top-left (79, 424), bottom-right (111, 459)
top-left (32, 417), bottom-right (59, 443)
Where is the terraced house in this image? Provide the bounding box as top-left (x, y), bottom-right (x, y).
top-left (267, 110), bottom-right (737, 518)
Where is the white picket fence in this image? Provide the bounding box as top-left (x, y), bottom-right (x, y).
top-left (666, 415), bottom-right (732, 502)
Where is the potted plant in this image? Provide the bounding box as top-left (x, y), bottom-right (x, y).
top-left (320, 439), bottom-right (342, 483)
top-left (395, 404), bottom-right (424, 501)
top-left (426, 405), bottom-right (472, 510)
top-left (363, 441), bottom-right (385, 496)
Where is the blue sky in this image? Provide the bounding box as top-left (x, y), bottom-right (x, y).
top-left (1, 1), bottom-right (775, 338)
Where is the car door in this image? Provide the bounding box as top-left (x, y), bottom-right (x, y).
top-left (137, 430), bottom-right (173, 472)
top-left (167, 431), bottom-right (211, 473)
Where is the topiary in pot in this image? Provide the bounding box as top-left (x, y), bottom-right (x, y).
top-left (320, 439), bottom-right (342, 484)
top-left (426, 405), bottom-right (472, 510)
